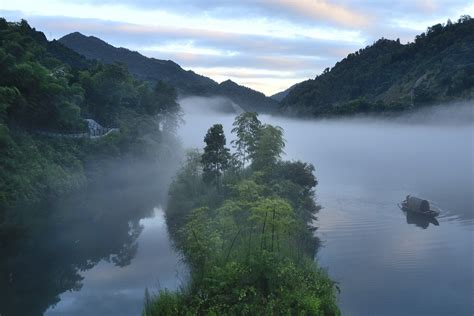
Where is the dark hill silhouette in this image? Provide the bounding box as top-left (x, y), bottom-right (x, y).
top-left (218, 79), bottom-right (278, 113)
top-left (279, 16), bottom-right (474, 116)
top-left (59, 32), bottom-right (278, 113)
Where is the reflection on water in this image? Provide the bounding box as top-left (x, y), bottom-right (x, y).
top-left (0, 159), bottom-right (182, 316)
top-left (45, 208), bottom-right (184, 316)
top-left (403, 209), bottom-right (440, 229)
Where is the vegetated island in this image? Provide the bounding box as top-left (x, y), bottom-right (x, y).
top-left (143, 112), bottom-right (340, 315)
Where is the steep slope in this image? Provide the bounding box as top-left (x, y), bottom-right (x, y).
top-left (59, 32), bottom-right (217, 95)
top-left (280, 16), bottom-right (474, 116)
top-left (59, 32), bottom-right (278, 112)
top-left (47, 39), bottom-right (92, 70)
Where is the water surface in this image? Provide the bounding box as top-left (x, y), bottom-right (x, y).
top-left (179, 99), bottom-right (474, 316)
top-left (2, 100), bottom-right (472, 315)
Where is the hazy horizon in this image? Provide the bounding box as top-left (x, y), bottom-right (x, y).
top-left (2, 0), bottom-right (473, 95)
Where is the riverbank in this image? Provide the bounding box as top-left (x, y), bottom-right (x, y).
top-left (0, 19), bottom-right (182, 221)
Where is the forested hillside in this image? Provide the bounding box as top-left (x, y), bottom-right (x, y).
top-left (59, 32), bottom-right (216, 95)
top-left (59, 32), bottom-right (279, 113)
top-left (0, 19), bottom-right (181, 216)
top-left (280, 16), bottom-right (474, 116)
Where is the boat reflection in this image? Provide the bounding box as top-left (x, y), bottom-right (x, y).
top-left (402, 209), bottom-right (440, 229)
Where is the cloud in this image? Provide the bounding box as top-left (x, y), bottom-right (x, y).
top-left (416, 0), bottom-right (439, 13)
top-left (3, 11), bottom-right (360, 54)
top-left (142, 51), bottom-right (331, 74)
top-left (64, 0), bottom-right (472, 31)
top-left (261, 0), bottom-right (370, 28)
top-left (2, 0), bottom-right (472, 95)
top-left (67, 0), bottom-right (370, 28)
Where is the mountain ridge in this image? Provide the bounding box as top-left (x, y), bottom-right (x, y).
top-left (59, 32), bottom-right (278, 113)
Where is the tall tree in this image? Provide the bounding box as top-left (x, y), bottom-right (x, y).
top-left (231, 112), bottom-right (262, 167)
top-left (252, 124), bottom-right (285, 171)
top-left (153, 81), bottom-right (181, 133)
top-left (201, 124), bottom-right (230, 186)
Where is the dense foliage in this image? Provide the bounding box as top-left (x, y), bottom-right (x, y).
top-left (231, 111), bottom-right (262, 167)
top-left (201, 124), bottom-right (231, 186)
top-left (58, 33), bottom-right (279, 113)
top-left (280, 16), bottom-right (474, 116)
top-left (145, 113), bottom-right (339, 315)
top-left (0, 19), bottom-right (181, 217)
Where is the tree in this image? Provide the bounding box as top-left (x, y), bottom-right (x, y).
top-left (231, 112), bottom-right (262, 168)
top-left (252, 124), bottom-right (285, 171)
top-left (175, 149), bottom-right (203, 199)
top-left (153, 81), bottom-right (181, 133)
top-left (277, 161), bottom-right (317, 193)
top-left (201, 124), bottom-right (230, 186)
top-left (250, 198), bottom-right (294, 253)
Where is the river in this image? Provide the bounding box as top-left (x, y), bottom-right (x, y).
top-left (2, 98), bottom-right (472, 315)
top-left (179, 98), bottom-right (474, 316)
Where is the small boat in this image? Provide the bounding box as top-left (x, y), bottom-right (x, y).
top-left (399, 195), bottom-right (440, 217)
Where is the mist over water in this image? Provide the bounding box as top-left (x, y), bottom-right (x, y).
top-left (179, 97), bottom-right (473, 315)
top-left (5, 97), bottom-right (471, 316)
top-left (180, 98), bottom-right (473, 217)
top-left (2, 157), bottom-right (185, 316)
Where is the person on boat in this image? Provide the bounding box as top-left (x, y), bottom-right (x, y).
top-left (404, 195), bottom-right (410, 204)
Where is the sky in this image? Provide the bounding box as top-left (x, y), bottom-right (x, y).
top-left (1, 0), bottom-right (473, 95)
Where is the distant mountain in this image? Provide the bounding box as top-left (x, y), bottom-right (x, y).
top-left (59, 32), bottom-right (278, 113)
top-left (218, 79), bottom-right (278, 113)
top-left (280, 16), bottom-right (474, 116)
top-left (270, 83), bottom-right (298, 102)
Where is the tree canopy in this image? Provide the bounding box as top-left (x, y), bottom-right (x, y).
top-left (0, 18), bottom-right (181, 213)
top-left (201, 124), bottom-right (231, 186)
top-left (251, 124), bottom-right (285, 171)
top-left (231, 111), bottom-right (262, 168)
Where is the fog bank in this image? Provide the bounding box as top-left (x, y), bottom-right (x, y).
top-left (178, 97), bottom-right (473, 217)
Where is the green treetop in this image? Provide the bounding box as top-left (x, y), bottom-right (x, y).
top-left (251, 124), bottom-right (285, 171)
top-left (201, 124), bottom-right (231, 186)
top-left (231, 112), bottom-right (262, 168)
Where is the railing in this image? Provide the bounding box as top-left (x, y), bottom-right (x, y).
top-left (34, 119), bottom-right (119, 139)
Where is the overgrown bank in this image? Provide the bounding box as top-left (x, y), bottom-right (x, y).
top-left (0, 19), bottom-right (183, 315)
top-left (144, 113), bottom-right (339, 315)
top-left (0, 19), bottom-right (182, 221)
